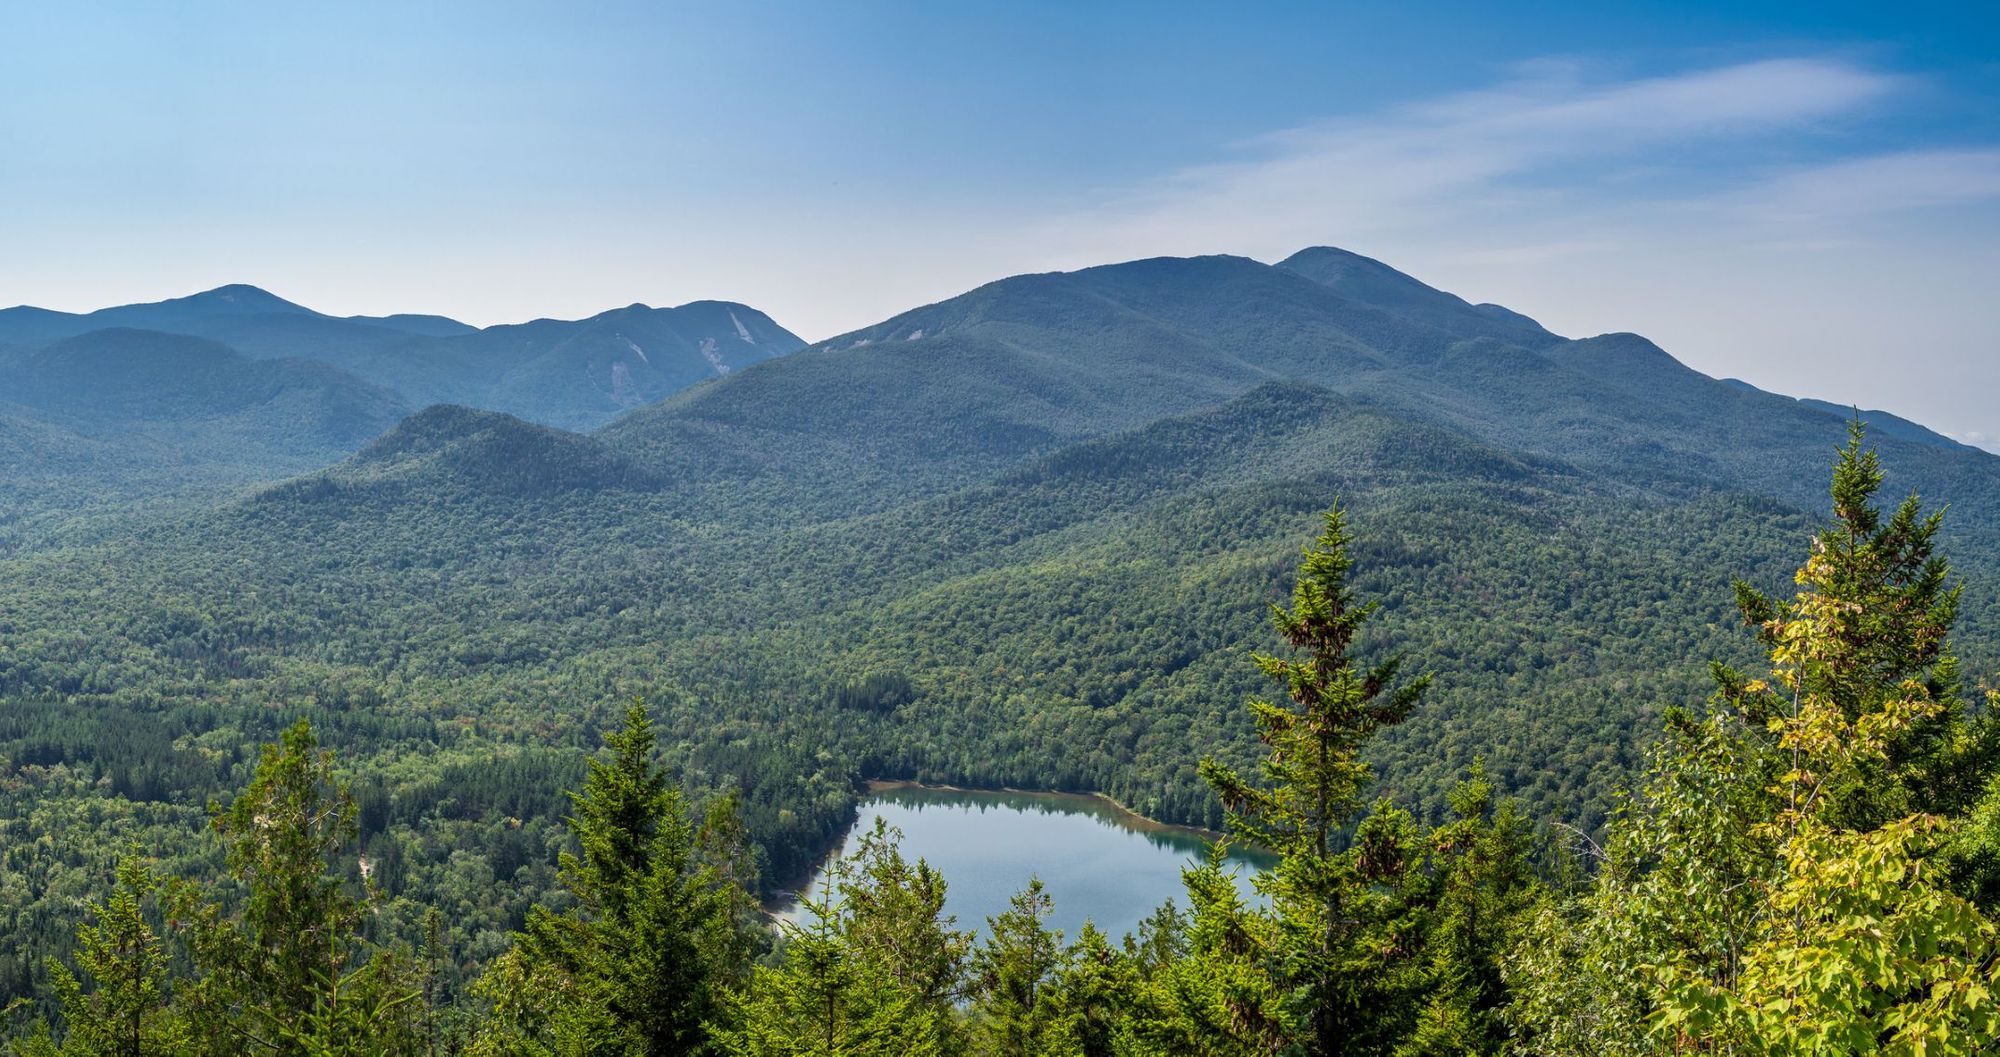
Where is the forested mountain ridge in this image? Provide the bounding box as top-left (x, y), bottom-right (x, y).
top-left (0, 328), bottom-right (412, 547)
top-left (0, 283), bottom-right (331, 344)
top-left (2, 328), bottom-right (406, 442)
top-left (0, 285), bottom-right (806, 452)
top-left (604, 250), bottom-right (2000, 526)
top-left (12, 436), bottom-right (1999, 1053)
top-left (312, 299), bottom-right (805, 430)
top-left (7, 247), bottom-right (2000, 1040)
top-left (0, 288), bottom-right (806, 546)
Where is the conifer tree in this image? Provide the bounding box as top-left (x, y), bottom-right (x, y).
top-left (1396, 769), bottom-right (1534, 1057)
top-left (20, 855), bottom-right (191, 1057)
top-left (1724, 420), bottom-right (1992, 828)
top-left (472, 703), bottom-right (747, 1056)
top-left (1655, 431), bottom-right (2000, 1049)
top-left (174, 719), bottom-right (425, 1057)
top-left (969, 880), bottom-right (1061, 1057)
top-left (1122, 902), bottom-right (1188, 973)
top-left (719, 867), bottom-right (943, 1057)
top-left (837, 818), bottom-right (971, 1043)
top-left (1040, 924), bottom-right (1136, 1057)
top-left (1200, 504), bottom-right (1432, 1055)
top-left (1125, 849), bottom-right (1273, 1057)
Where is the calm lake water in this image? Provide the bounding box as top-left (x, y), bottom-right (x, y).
top-left (774, 784), bottom-right (1272, 943)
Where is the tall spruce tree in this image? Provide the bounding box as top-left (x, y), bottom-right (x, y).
top-left (472, 703), bottom-right (747, 1056)
top-left (1724, 420), bottom-right (1991, 829)
top-left (1200, 504), bottom-right (1433, 1055)
top-left (970, 879), bottom-right (1062, 1057)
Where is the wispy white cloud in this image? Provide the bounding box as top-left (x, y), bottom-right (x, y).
top-left (1006, 55), bottom-right (2000, 447)
top-left (1724, 148), bottom-right (2000, 224)
top-left (1023, 57), bottom-right (1910, 265)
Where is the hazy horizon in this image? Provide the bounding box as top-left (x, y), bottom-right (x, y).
top-left (6, 2), bottom-right (1998, 445)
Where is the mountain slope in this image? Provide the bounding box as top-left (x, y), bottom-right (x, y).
top-left (347, 300), bottom-right (805, 430)
top-left (4, 244), bottom-right (2000, 925)
top-left (602, 255), bottom-right (1453, 513)
top-left (0, 329), bottom-right (411, 539)
top-left (0, 287), bottom-right (806, 432)
top-left (598, 250), bottom-right (2000, 539)
top-left (2, 328), bottom-right (407, 449)
top-left (0, 377), bottom-right (1815, 837)
top-left (261, 405), bottom-right (660, 504)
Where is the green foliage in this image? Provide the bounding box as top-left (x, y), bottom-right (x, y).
top-left (1504, 707), bottom-right (1777, 1057)
top-left (12, 722), bottom-right (426, 1057)
top-left (34, 855), bottom-right (190, 1057)
top-left (1395, 769), bottom-right (1536, 1057)
top-left (1202, 504), bottom-right (1431, 856)
top-left (1653, 432), bottom-right (2000, 1051)
top-left (1201, 505), bottom-right (1439, 1055)
top-left (1040, 924), bottom-right (1138, 1057)
top-left (969, 880), bottom-right (1063, 1057)
top-left (836, 818), bottom-right (971, 1041)
top-left (1514, 426), bottom-right (2000, 1055)
top-left (720, 863), bottom-right (943, 1057)
top-left (470, 704), bottom-right (747, 1056)
top-left (1125, 849), bottom-right (1275, 1057)
top-left (1724, 420), bottom-right (1995, 829)
top-left (14, 254), bottom-right (2000, 1054)
top-left (175, 720), bottom-right (426, 1056)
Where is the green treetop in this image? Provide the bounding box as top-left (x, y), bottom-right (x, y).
top-left (472, 703), bottom-right (748, 1057)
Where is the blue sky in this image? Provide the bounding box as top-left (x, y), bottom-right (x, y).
top-left (4, 2), bottom-right (1999, 443)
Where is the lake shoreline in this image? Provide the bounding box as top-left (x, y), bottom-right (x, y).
top-left (861, 779), bottom-right (1235, 843)
top-left (763, 779), bottom-right (1255, 915)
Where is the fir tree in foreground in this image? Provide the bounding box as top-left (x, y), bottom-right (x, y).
top-left (1177, 504), bottom-right (1535, 1057)
top-left (184, 720), bottom-right (426, 1056)
top-left (16, 857), bottom-right (187, 1057)
top-left (470, 703), bottom-right (749, 1056)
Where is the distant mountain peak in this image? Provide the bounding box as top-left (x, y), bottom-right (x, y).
top-left (1276, 246), bottom-right (1559, 346)
top-left (1277, 246), bottom-right (1448, 297)
top-left (166, 283), bottom-right (318, 315)
top-left (206, 282), bottom-right (278, 299)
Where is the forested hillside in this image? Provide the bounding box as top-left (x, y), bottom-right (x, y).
top-left (10, 438), bottom-right (2000, 1053)
top-left (6, 249), bottom-right (2000, 1049)
top-left (0, 287), bottom-right (805, 542)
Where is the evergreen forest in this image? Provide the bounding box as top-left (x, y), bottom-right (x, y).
top-left (10, 249), bottom-right (2000, 1053)
top-left (9, 427), bottom-right (2000, 1054)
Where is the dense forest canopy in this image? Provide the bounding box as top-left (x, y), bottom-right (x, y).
top-left (11, 431), bottom-right (2000, 1053)
top-left (8, 249), bottom-right (2000, 1051)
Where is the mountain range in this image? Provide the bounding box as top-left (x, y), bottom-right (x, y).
top-left (4, 245), bottom-right (1997, 899)
top-left (0, 284), bottom-right (804, 534)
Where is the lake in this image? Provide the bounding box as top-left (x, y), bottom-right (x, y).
top-left (773, 783), bottom-right (1272, 943)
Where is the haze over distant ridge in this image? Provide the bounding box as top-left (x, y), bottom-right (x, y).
top-left (5, 3), bottom-right (1998, 445)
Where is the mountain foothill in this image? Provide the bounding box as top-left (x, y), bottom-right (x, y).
top-left (5, 245), bottom-right (1998, 1023)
